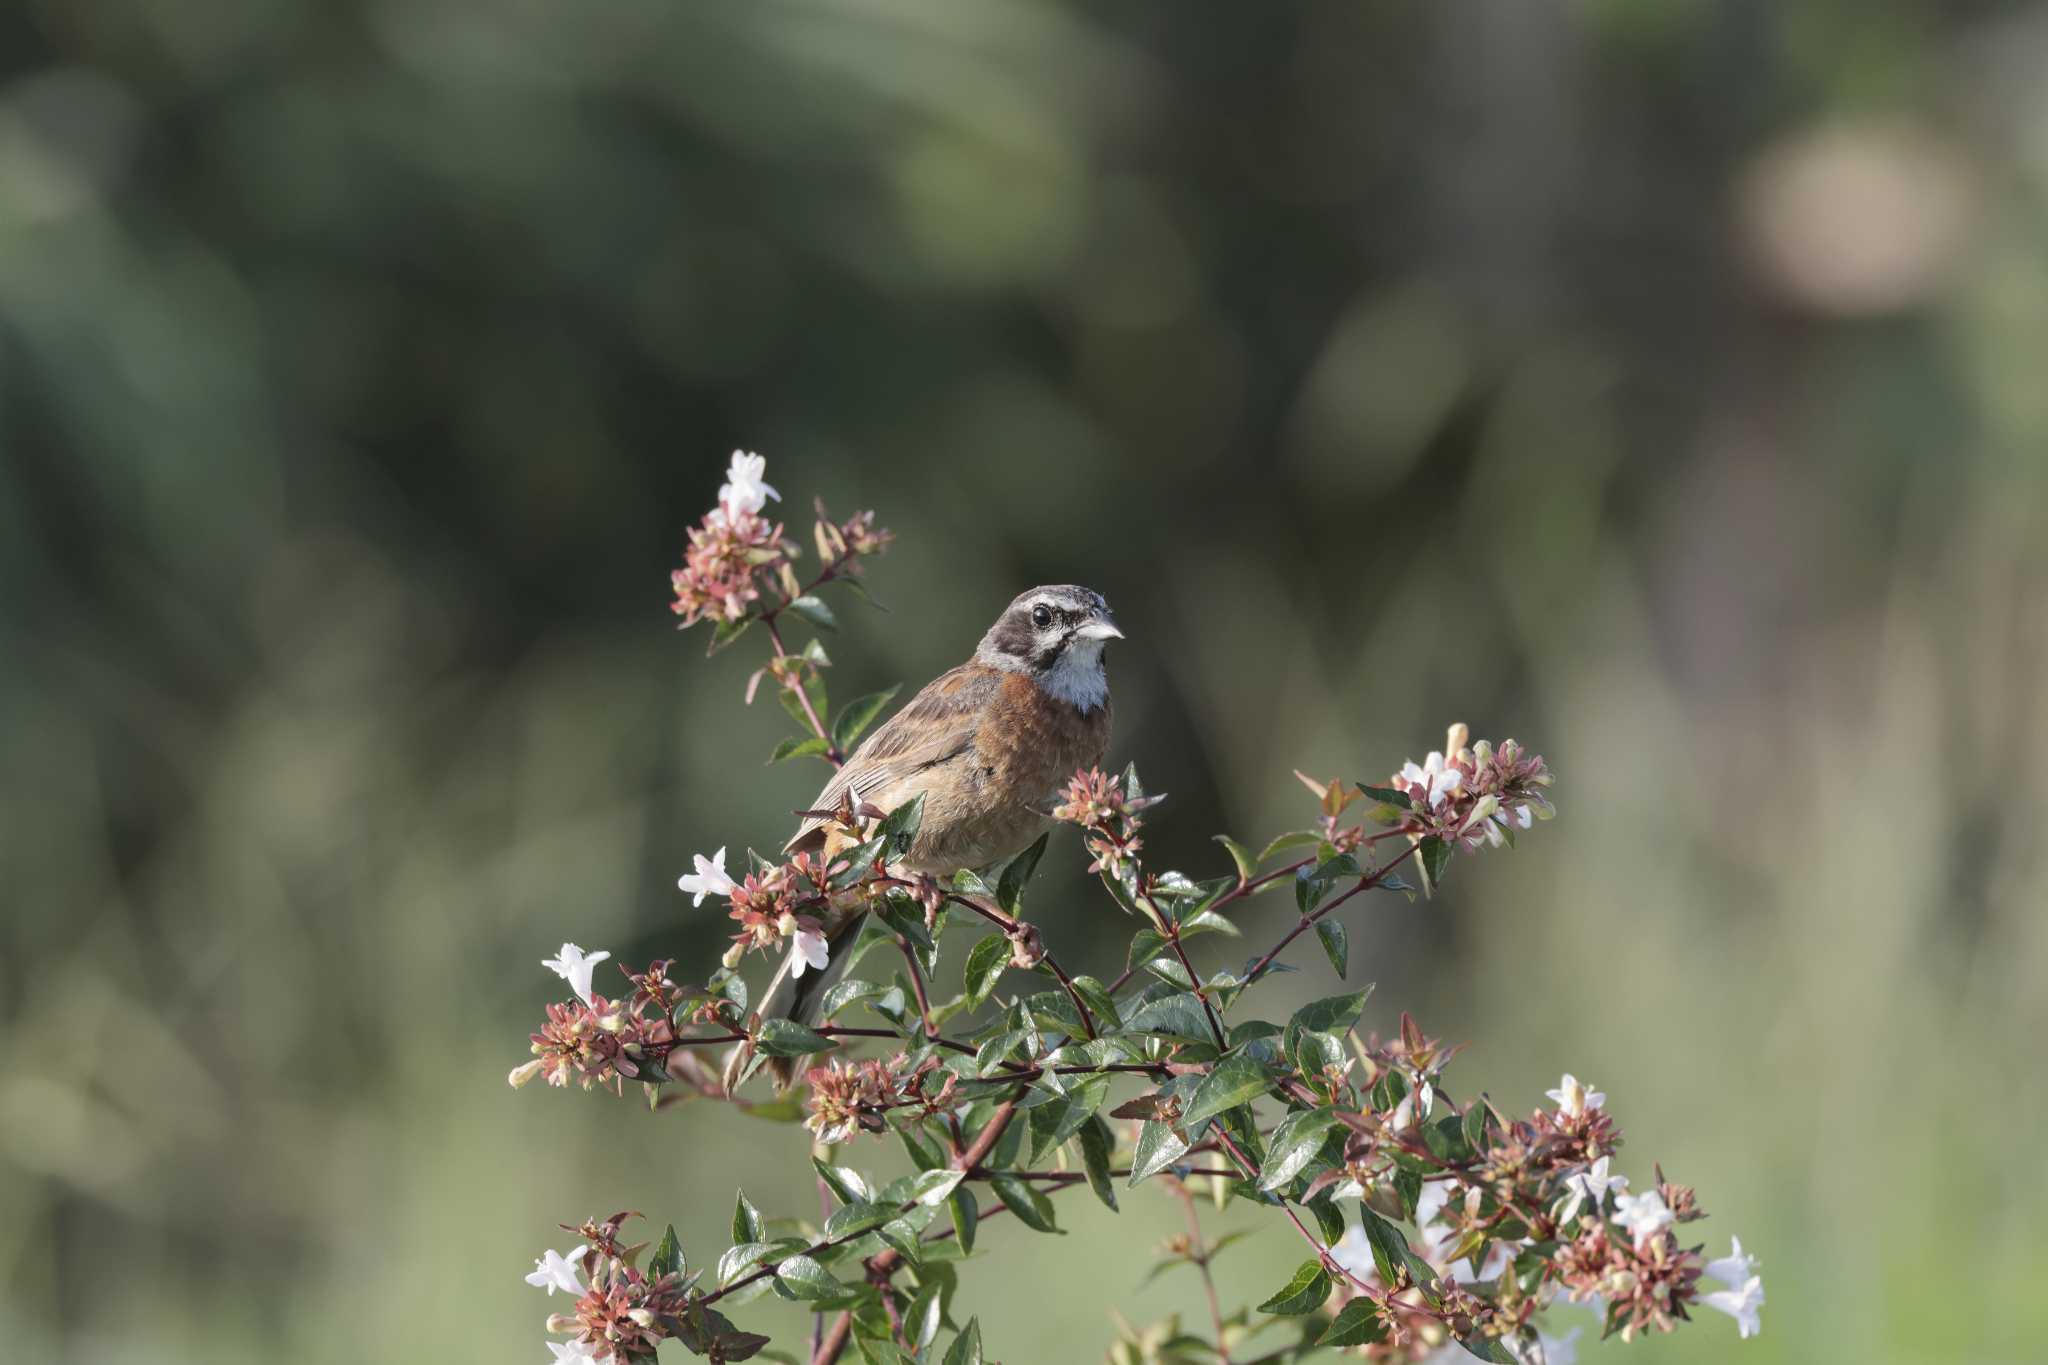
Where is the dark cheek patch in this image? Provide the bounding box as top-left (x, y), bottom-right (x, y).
top-left (988, 612), bottom-right (1036, 660)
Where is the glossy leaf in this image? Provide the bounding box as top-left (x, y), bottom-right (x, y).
top-left (770, 734), bottom-right (832, 763)
top-left (963, 934), bottom-right (1009, 1009)
top-left (1078, 1115), bottom-right (1119, 1211)
top-left (831, 685), bottom-right (900, 753)
top-left (941, 1318), bottom-right (984, 1365)
top-left (772, 1253), bottom-right (843, 1301)
top-left (949, 1188), bottom-right (977, 1255)
top-left (785, 594), bottom-right (838, 631)
top-left (1256, 1259), bottom-right (1331, 1315)
top-left (732, 1190), bottom-right (764, 1244)
top-left (650, 1223), bottom-right (684, 1278)
top-left (757, 1017), bottom-right (836, 1058)
top-left (1128, 1121), bottom-right (1191, 1186)
top-left (1289, 987), bottom-right (1374, 1036)
top-left (1315, 918), bottom-right (1349, 977)
top-left (1179, 1053), bottom-right (1269, 1130)
top-left (987, 1174), bottom-right (1060, 1233)
top-left (996, 831), bottom-right (1049, 913)
top-left (1317, 1298), bottom-right (1388, 1347)
top-left (1256, 1106), bottom-right (1342, 1192)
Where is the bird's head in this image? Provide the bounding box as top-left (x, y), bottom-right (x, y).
top-left (976, 584), bottom-right (1121, 706)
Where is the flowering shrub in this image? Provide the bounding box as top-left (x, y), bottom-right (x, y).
top-left (510, 453), bottom-right (1761, 1364)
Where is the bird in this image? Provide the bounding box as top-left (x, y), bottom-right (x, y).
top-left (756, 584), bottom-right (1121, 1086)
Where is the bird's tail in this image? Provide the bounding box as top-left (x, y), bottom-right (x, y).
top-left (753, 910), bottom-right (862, 1091)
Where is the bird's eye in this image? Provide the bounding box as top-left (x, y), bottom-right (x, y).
top-left (1031, 604), bottom-right (1053, 628)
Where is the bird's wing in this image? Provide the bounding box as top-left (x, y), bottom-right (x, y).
top-left (783, 663), bottom-right (996, 854)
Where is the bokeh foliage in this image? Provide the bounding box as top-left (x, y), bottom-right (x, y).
top-left (2, 1), bottom-right (2045, 1362)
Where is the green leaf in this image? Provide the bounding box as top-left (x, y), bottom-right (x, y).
top-left (1119, 993), bottom-right (1215, 1045)
top-left (963, 934), bottom-right (1010, 1009)
top-left (772, 1253), bottom-right (844, 1301)
top-left (941, 1318), bottom-right (984, 1365)
top-left (1179, 1053), bottom-right (1270, 1130)
top-left (1462, 1099), bottom-right (1492, 1152)
top-left (705, 616), bottom-right (753, 653)
top-left (1417, 835), bottom-right (1453, 895)
top-left (987, 1174), bottom-right (1061, 1233)
top-left (907, 1167), bottom-right (967, 1206)
top-left (877, 1218), bottom-right (923, 1266)
top-left (1454, 1332), bottom-right (1521, 1363)
top-left (906, 1279), bottom-right (945, 1353)
top-left (1355, 782), bottom-right (1412, 810)
top-left (831, 686), bottom-right (900, 753)
top-left (1256, 1106), bottom-right (1342, 1192)
top-left (1028, 1073), bottom-right (1111, 1163)
top-left (732, 1190), bottom-right (764, 1245)
top-left (1078, 1115), bottom-right (1119, 1211)
top-left (1258, 830), bottom-right (1322, 862)
top-left (786, 594), bottom-right (838, 631)
top-left (996, 832), bottom-right (1049, 914)
top-left (770, 734), bottom-right (832, 764)
top-left (757, 1017), bottom-right (837, 1058)
top-left (818, 977), bottom-right (888, 1019)
top-left (877, 793), bottom-right (926, 851)
top-left (650, 1223), bottom-right (684, 1278)
top-left (1256, 1260), bottom-right (1331, 1316)
top-left (949, 1188), bottom-right (977, 1255)
top-left (1288, 987), bottom-right (1374, 1036)
top-left (824, 1201), bottom-right (894, 1240)
top-left (1315, 919), bottom-right (1349, 978)
top-left (1128, 1121), bottom-right (1191, 1185)
top-left (812, 1158), bottom-right (874, 1205)
top-left (1317, 1298), bottom-right (1388, 1347)
top-left (1214, 834), bottom-right (1257, 882)
top-left (1067, 974), bottom-right (1121, 1032)
top-left (717, 1241), bottom-right (777, 1287)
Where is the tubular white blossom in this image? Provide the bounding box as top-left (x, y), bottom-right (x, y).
top-left (541, 944), bottom-right (611, 1008)
top-left (524, 1244), bottom-right (587, 1296)
top-left (678, 846), bottom-right (737, 906)
top-left (1612, 1190), bottom-right (1674, 1248)
top-left (1705, 1236), bottom-right (1759, 1287)
top-left (1701, 1275), bottom-right (1765, 1338)
top-left (788, 926), bottom-right (830, 978)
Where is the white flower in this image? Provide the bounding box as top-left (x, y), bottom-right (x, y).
top-left (524, 1244), bottom-right (587, 1296)
top-left (788, 926), bottom-right (830, 979)
top-left (1704, 1235), bottom-right (1758, 1288)
top-left (1612, 1190), bottom-right (1673, 1248)
top-left (547, 1340), bottom-right (602, 1364)
top-left (1398, 751), bottom-right (1464, 809)
top-left (541, 943), bottom-right (610, 1008)
top-left (1701, 1274), bottom-right (1765, 1338)
top-left (677, 846), bottom-right (737, 906)
top-left (717, 450), bottom-right (781, 519)
top-left (1554, 1156), bottom-right (1628, 1222)
top-left (1544, 1073), bottom-right (1604, 1119)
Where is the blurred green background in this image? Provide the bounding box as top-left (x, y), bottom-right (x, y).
top-left (3, 1), bottom-right (2045, 1362)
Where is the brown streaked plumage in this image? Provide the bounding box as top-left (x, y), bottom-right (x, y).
top-left (758, 585), bottom-right (1120, 1085)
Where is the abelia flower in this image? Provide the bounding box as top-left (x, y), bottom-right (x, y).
top-left (525, 1245), bottom-right (588, 1296)
top-left (1545, 1074), bottom-right (1605, 1120)
top-left (547, 1340), bottom-right (602, 1364)
top-left (543, 943), bottom-right (611, 1008)
top-left (677, 847), bottom-right (736, 906)
top-left (1612, 1190), bottom-right (1674, 1248)
top-left (788, 925), bottom-right (830, 978)
top-left (1700, 1275), bottom-right (1764, 1338)
top-left (1555, 1155), bottom-right (1628, 1222)
top-left (716, 450), bottom-right (780, 520)
top-left (1704, 1236), bottom-right (1758, 1288)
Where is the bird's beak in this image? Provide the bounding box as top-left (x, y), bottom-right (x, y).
top-left (1076, 613), bottom-right (1124, 642)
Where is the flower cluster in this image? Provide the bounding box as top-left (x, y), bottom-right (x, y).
top-left (527, 1213), bottom-right (719, 1365)
top-left (670, 452), bottom-right (797, 627)
top-left (681, 845), bottom-right (845, 978)
top-left (802, 1053), bottom-right (960, 1145)
top-left (670, 451), bottom-right (890, 633)
top-left (1383, 723), bottom-right (1555, 853)
top-left (1053, 765), bottom-right (1149, 880)
top-left (508, 945), bottom-right (683, 1093)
